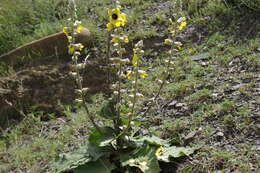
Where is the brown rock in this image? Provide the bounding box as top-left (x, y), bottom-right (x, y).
top-left (0, 28), bottom-right (92, 68)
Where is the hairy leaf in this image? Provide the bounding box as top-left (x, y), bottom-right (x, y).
top-left (89, 127), bottom-right (116, 147)
top-left (74, 157), bottom-right (115, 173)
top-left (121, 143), bottom-right (161, 173)
top-left (51, 142), bottom-right (105, 173)
top-left (156, 146), bottom-right (195, 162)
top-left (51, 144), bottom-right (91, 172)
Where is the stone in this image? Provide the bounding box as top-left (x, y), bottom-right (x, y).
top-left (0, 27), bottom-right (92, 68)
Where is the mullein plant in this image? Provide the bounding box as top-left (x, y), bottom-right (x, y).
top-left (141, 17), bottom-right (188, 117)
top-left (52, 3), bottom-right (195, 173)
top-left (63, 19), bottom-right (101, 132)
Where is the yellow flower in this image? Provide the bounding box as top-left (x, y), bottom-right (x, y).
top-left (140, 72), bottom-right (148, 79)
top-left (174, 41), bottom-right (182, 50)
top-left (131, 49), bottom-right (139, 67)
top-left (107, 23), bottom-right (113, 31)
top-left (108, 8), bottom-right (127, 28)
top-left (63, 27), bottom-right (69, 36)
top-left (75, 25), bottom-right (84, 33)
top-left (155, 146), bottom-right (164, 157)
top-left (178, 21), bottom-right (187, 30)
top-left (78, 43), bottom-right (84, 51)
top-left (126, 71), bottom-right (133, 80)
top-left (164, 39), bottom-right (173, 45)
top-left (68, 43), bottom-right (84, 54)
top-left (112, 37), bottom-right (120, 43)
top-left (123, 35), bottom-right (129, 43)
top-left (68, 45), bottom-right (75, 54)
top-left (138, 70), bottom-right (148, 79)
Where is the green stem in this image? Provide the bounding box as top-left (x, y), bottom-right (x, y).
top-left (115, 63), bottom-right (122, 132)
top-left (141, 59), bottom-right (171, 117)
top-left (106, 32), bottom-right (111, 85)
top-left (69, 20), bottom-right (101, 133)
top-left (126, 65), bottom-right (139, 130)
top-left (74, 56), bottom-right (101, 133)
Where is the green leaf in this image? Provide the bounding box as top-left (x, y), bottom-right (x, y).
top-left (156, 146), bottom-right (195, 162)
top-left (51, 144), bottom-right (91, 173)
top-left (89, 127), bottom-right (116, 147)
top-left (51, 142), bottom-right (105, 173)
top-left (74, 157), bottom-right (115, 173)
top-left (121, 143), bottom-right (161, 173)
top-left (100, 100), bottom-right (117, 120)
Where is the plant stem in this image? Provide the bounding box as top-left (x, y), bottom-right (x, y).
top-left (126, 65), bottom-right (139, 130)
top-left (74, 57), bottom-right (101, 133)
top-left (141, 60), bottom-right (171, 117)
top-left (106, 32), bottom-right (111, 85)
top-left (115, 60), bottom-right (122, 133)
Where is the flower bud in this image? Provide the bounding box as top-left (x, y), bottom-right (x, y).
top-left (135, 40), bottom-right (144, 48)
top-left (157, 79), bottom-right (163, 84)
top-left (69, 72), bottom-right (77, 77)
top-left (111, 84), bottom-right (117, 89)
top-left (174, 41), bottom-right (182, 47)
top-left (121, 58), bottom-right (130, 64)
top-left (164, 39), bottom-right (173, 45)
top-left (72, 55), bottom-right (78, 61)
top-left (75, 89), bottom-right (82, 95)
top-left (119, 73), bottom-right (126, 79)
top-left (120, 48), bottom-right (126, 54)
top-left (113, 91), bottom-right (119, 95)
top-left (120, 89), bottom-right (126, 93)
top-left (113, 43), bottom-right (119, 47)
top-left (177, 17), bottom-right (186, 23)
top-left (136, 93), bottom-right (144, 97)
top-left (76, 63), bottom-right (85, 69)
top-left (169, 67), bottom-right (174, 71)
top-left (75, 99), bottom-right (83, 104)
top-left (127, 112), bottom-right (133, 118)
top-left (82, 87), bottom-right (89, 93)
top-left (110, 57), bottom-right (121, 64)
top-left (167, 50), bottom-right (173, 56)
top-left (74, 51), bottom-right (81, 56)
top-left (129, 103), bottom-right (133, 107)
top-left (129, 94), bottom-right (134, 98)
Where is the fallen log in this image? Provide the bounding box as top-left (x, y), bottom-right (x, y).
top-left (0, 27), bottom-right (92, 68)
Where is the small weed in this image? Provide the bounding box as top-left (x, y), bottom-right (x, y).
top-left (167, 79), bottom-right (198, 98)
top-left (214, 99), bottom-right (235, 115)
top-left (164, 119), bottom-right (188, 134)
top-left (186, 88), bottom-right (211, 107)
top-left (222, 114), bottom-right (237, 126)
top-left (191, 65), bottom-right (206, 77)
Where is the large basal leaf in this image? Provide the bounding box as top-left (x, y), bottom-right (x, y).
top-left (51, 142), bottom-right (105, 173)
top-left (51, 144), bottom-right (91, 173)
top-left (121, 143), bottom-right (161, 173)
top-left (156, 146), bottom-right (195, 162)
top-left (88, 127), bottom-right (116, 147)
top-left (74, 157), bottom-right (115, 173)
